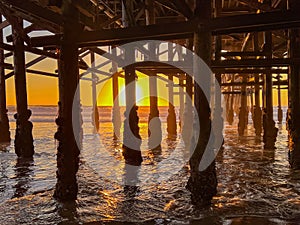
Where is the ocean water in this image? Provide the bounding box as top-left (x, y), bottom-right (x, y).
top-left (0, 106), bottom-right (300, 225)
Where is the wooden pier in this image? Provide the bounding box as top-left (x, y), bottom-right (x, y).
top-left (0, 0), bottom-right (299, 204)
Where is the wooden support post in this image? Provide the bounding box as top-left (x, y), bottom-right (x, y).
top-left (167, 74), bottom-right (177, 138)
top-left (277, 74), bottom-right (283, 123)
top-left (91, 52), bottom-right (99, 133)
top-left (186, 0), bottom-right (217, 207)
top-left (250, 88), bottom-right (254, 120)
top-left (121, 0), bottom-right (142, 166)
top-left (177, 46), bottom-right (185, 129)
top-left (148, 70), bottom-right (162, 149)
top-left (228, 93), bottom-right (234, 125)
top-left (167, 42), bottom-right (177, 138)
top-left (111, 47), bottom-right (121, 140)
top-left (253, 74), bottom-right (262, 136)
top-left (54, 2), bottom-right (81, 201)
top-left (185, 40), bottom-right (194, 99)
top-left (263, 32), bottom-right (278, 149)
top-left (238, 75), bottom-right (248, 136)
top-left (12, 17), bottom-right (34, 157)
top-left (227, 76), bottom-right (235, 125)
top-left (148, 71), bottom-right (159, 121)
top-left (252, 32), bottom-right (262, 136)
top-left (179, 74), bottom-right (185, 129)
top-left (213, 34), bottom-right (224, 147)
top-left (287, 0), bottom-right (300, 168)
top-left (122, 46), bottom-right (142, 166)
top-left (182, 39), bottom-right (193, 146)
top-left (0, 15), bottom-right (10, 143)
top-left (145, 3), bottom-right (162, 149)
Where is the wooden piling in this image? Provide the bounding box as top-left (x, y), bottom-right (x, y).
top-left (182, 39), bottom-right (193, 146)
top-left (287, 0), bottom-right (300, 168)
top-left (263, 32), bottom-right (278, 149)
top-left (253, 74), bottom-right (262, 136)
top-left (122, 46), bottom-right (142, 166)
top-left (186, 0), bottom-right (217, 207)
top-left (166, 74), bottom-right (177, 138)
top-left (145, 0), bottom-right (162, 148)
top-left (111, 47), bottom-right (121, 140)
top-left (0, 15), bottom-right (10, 143)
top-left (121, 1), bottom-right (142, 166)
top-left (91, 52), bottom-right (99, 133)
top-left (54, 2), bottom-right (81, 201)
top-left (179, 74), bottom-right (185, 129)
top-left (252, 33), bottom-right (262, 136)
top-left (227, 78), bottom-right (235, 125)
top-left (276, 74), bottom-right (283, 123)
top-left (12, 17), bottom-right (34, 157)
top-left (238, 75), bottom-right (248, 136)
top-left (213, 35), bottom-right (224, 147)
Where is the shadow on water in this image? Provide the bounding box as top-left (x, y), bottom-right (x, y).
top-left (123, 164), bottom-right (139, 198)
top-left (12, 157), bottom-right (34, 198)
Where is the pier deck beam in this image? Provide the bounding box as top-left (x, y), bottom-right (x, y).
top-left (54, 2), bottom-right (81, 201)
top-left (263, 32), bottom-right (278, 149)
top-left (186, 0), bottom-right (217, 207)
top-left (12, 17), bottom-right (34, 157)
top-left (0, 15), bottom-right (10, 143)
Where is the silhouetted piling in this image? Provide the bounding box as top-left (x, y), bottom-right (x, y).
top-left (182, 39), bottom-right (193, 146)
top-left (0, 15), bottom-right (10, 143)
top-left (263, 32), bottom-right (278, 149)
top-left (122, 47), bottom-right (142, 166)
top-left (252, 33), bottom-right (262, 136)
top-left (238, 76), bottom-right (248, 136)
top-left (213, 35), bottom-right (224, 147)
top-left (179, 74), bottom-right (185, 129)
top-left (12, 17), bottom-right (34, 157)
top-left (227, 93), bottom-right (234, 125)
top-left (147, 41), bottom-right (162, 149)
top-left (167, 74), bottom-right (177, 138)
top-left (54, 2), bottom-right (81, 201)
top-left (253, 74), bottom-right (262, 136)
top-left (91, 52), bottom-right (99, 133)
top-left (276, 74), bottom-right (283, 123)
top-left (111, 47), bottom-right (121, 140)
top-left (287, 5), bottom-right (300, 169)
top-left (186, 0), bottom-right (217, 207)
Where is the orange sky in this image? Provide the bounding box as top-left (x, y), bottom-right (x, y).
top-left (5, 58), bottom-right (178, 106)
top-left (5, 66), bottom-right (288, 107)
